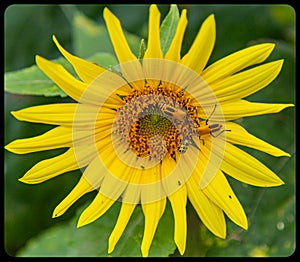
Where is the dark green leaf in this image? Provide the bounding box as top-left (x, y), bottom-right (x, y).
top-left (17, 202), bottom-right (176, 257)
top-left (160, 4), bottom-right (179, 55)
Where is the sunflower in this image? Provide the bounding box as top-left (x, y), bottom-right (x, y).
top-left (5, 4), bottom-right (293, 257)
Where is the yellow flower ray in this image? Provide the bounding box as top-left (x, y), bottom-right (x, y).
top-left (167, 185), bottom-right (187, 255)
top-left (141, 198), bottom-right (166, 257)
top-left (5, 126), bottom-right (72, 154)
top-left (221, 143), bottom-right (284, 187)
top-left (165, 9), bottom-right (187, 62)
top-left (208, 60), bottom-right (284, 102)
top-left (52, 35), bottom-right (106, 84)
top-left (201, 43), bottom-right (275, 84)
top-left (108, 168), bottom-right (145, 254)
top-left (53, 159), bottom-right (104, 218)
top-left (144, 4), bottom-right (163, 59)
top-left (77, 192), bottom-right (116, 228)
top-left (181, 14), bottom-right (216, 74)
top-left (19, 148), bottom-right (83, 184)
top-left (11, 103), bottom-right (115, 129)
top-left (201, 136), bottom-right (284, 187)
top-left (225, 122), bottom-right (290, 157)
top-left (186, 174), bottom-right (226, 238)
top-left (108, 203), bottom-right (137, 254)
top-left (206, 100), bottom-right (294, 121)
top-left (36, 55), bottom-right (87, 102)
top-left (103, 7), bottom-right (137, 63)
top-left (202, 168), bottom-right (248, 230)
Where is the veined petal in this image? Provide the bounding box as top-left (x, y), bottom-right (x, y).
top-left (221, 142), bottom-right (284, 187)
top-left (210, 60), bottom-right (284, 102)
top-left (144, 4), bottom-right (163, 59)
top-left (11, 103), bottom-right (77, 126)
top-left (186, 175), bottom-right (226, 238)
top-left (168, 185), bottom-right (187, 255)
top-left (53, 157), bottom-right (106, 218)
top-left (165, 9), bottom-right (187, 61)
top-left (53, 35), bottom-right (106, 84)
top-left (141, 198), bottom-right (166, 257)
top-left (108, 203), bottom-right (137, 254)
top-left (181, 14), bottom-right (216, 74)
top-left (208, 100), bottom-right (294, 121)
top-left (36, 55), bottom-right (87, 102)
top-left (202, 170), bottom-right (248, 230)
top-left (10, 103), bottom-right (114, 129)
top-left (103, 8), bottom-right (137, 63)
top-left (108, 169), bottom-right (143, 254)
top-left (201, 43), bottom-right (275, 84)
top-left (77, 192), bottom-right (115, 228)
top-left (18, 148), bottom-right (81, 184)
top-left (225, 122), bottom-right (290, 157)
top-left (5, 126), bottom-right (72, 154)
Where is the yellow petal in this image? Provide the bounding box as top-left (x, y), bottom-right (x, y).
top-left (53, 175), bottom-right (98, 218)
top-left (121, 169), bottom-right (143, 204)
top-left (168, 185), bottom-right (187, 255)
top-left (53, 156), bottom-right (107, 218)
top-left (52, 35), bottom-right (106, 84)
top-left (36, 55), bottom-right (87, 102)
top-left (5, 126), bottom-right (72, 154)
top-left (77, 192), bottom-right (115, 228)
top-left (141, 198), bottom-right (166, 257)
top-left (144, 4), bottom-right (162, 59)
top-left (203, 170), bottom-right (248, 230)
top-left (103, 7), bottom-right (137, 63)
top-left (225, 122), bottom-right (290, 157)
top-left (181, 14), bottom-right (216, 74)
top-left (98, 170), bottom-right (130, 204)
top-left (210, 60), bottom-right (284, 102)
top-left (206, 100), bottom-right (294, 121)
top-left (165, 9), bottom-right (188, 61)
top-left (108, 203), bottom-right (137, 254)
top-left (11, 103), bottom-right (114, 129)
top-left (108, 168), bottom-right (145, 254)
top-left (201, 43), bottom-right (275, 84)
top-left (18, 148), bottom-right (82, 184)
top-left (186, 175), bottom-right (226, 238)
top-left (11, 103), bottom-right (77, 126)
top-left (221, 142), bottom-right (284, 187)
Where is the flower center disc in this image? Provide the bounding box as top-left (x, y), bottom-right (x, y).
top-left (72, 58), bottom-right (226, 204)
top-left (112, 89), bottom-right (199, 170)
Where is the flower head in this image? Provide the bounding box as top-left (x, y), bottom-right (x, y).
top-left (5, 4), bottom-right (293, 257)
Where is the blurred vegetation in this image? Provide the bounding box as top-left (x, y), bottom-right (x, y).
top-left (4, 4), bottom-right (295, 257)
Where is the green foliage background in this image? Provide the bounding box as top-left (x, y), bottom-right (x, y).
top-left (4, 4), bottom-right (295, 257)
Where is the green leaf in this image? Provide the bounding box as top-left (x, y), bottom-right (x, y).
top-left (4, 57), bottom-right (70, 97)
top-left (17, 201), bottom-right (176, 257)
top-left (90, 52), bottom-right (118, 69)
top-left (72, 11), bottom-right (141, 58)
top-left (160, 4), bottom-right (179, 55)
top-left (4, 52), bottom-right (117, 97)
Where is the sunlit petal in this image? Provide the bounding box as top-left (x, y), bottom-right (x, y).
top-left (203, 170), bottom-right (248, 230)
top-left (181, 14), bottom-right (215, 74)
top-left (52, 35), bottom-right (106, 84)
top-left (36, 55), bottom-right (87, 102)
top-left (168, 186), bottom-right (187, 255)
top-left (165, 9), bottom-right (187, 61)
top-left (202, 43), bottom-right (275, 84)
top-left (141, 198), bottom-right (166, 257)
top-left (144, 4), bottom-right (163, 59)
